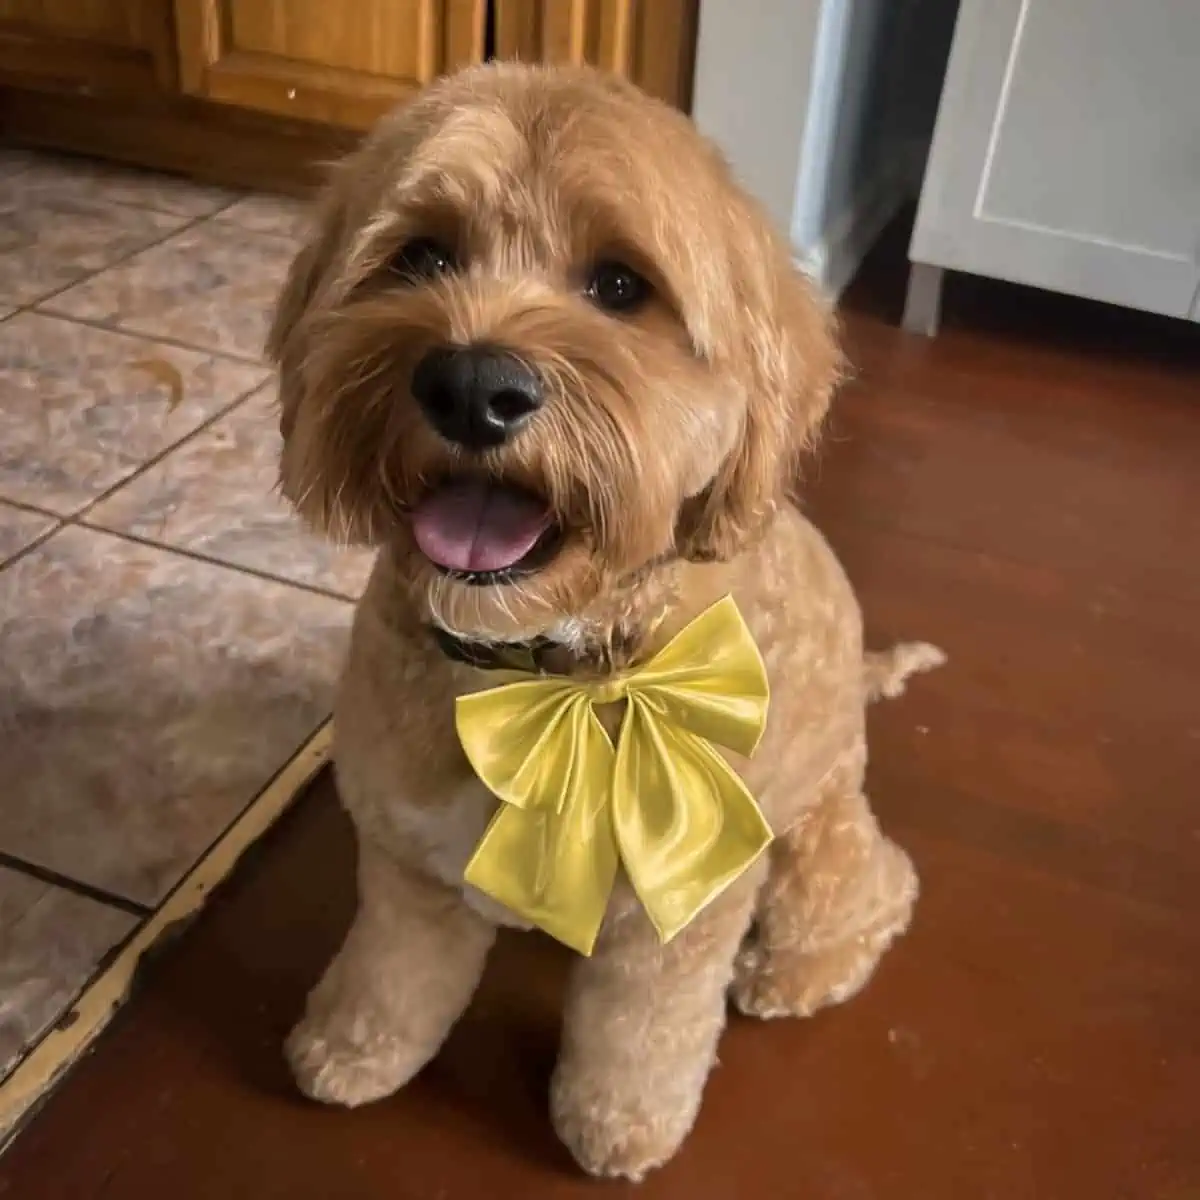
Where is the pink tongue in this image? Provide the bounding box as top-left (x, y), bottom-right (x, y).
top-left (412, 480), bottom-right (552, 574)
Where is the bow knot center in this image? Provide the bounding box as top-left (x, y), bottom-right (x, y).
top-left (584, 675), bottom-right (631, 706)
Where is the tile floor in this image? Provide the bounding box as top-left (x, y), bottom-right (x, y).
top-left (0, 149), bottom-right (374, 1086)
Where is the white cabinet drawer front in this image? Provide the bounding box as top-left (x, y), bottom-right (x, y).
top-left (913, 0), bottom-right (1200, 319)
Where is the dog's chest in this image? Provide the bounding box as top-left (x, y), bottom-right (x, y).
top-left (380, 780), bottom-right (535, 930)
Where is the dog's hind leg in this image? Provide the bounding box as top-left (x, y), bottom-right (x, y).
top-left (732, 765), bottom-right (917, 1019)
top-left (732, 642), bottom-right (942, 1019)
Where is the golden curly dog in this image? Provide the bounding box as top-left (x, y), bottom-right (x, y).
top-left (268, 62), bottom-right (943, 1181)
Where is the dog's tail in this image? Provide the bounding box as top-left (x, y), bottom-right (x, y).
top-left (863, 642), bottom-right (946, 703)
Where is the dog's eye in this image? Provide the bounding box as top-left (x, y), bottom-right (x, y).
top-left (389, 238), bottom-right (457, 283)
top-left (586, 261), bottom-right (651, 313)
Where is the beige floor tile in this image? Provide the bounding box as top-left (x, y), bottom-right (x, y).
top-left (0, 867), bottom-right (136, 1081)
top-left (0, 312), bottom-right (267, 515)
top-left (0, 525), bottom-right (352, 906)
top-left (44, 219), bottom-right (299, 361)
top-left (216, 194), bottom-right (313, 242)
top-left (89, 386), bottom-right (375, 598)
top-left (0, 149), bottom-right (236, 219)
top-left (0, 503), bottom-right (56, 564)
top-left (0, 173), bottom-right (187, 307)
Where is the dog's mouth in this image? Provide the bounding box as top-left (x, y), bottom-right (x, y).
top-left (411, 477), bottom-right (562, 585)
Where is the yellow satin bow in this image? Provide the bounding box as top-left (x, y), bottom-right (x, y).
top-left (457, 596), bottom-right (773, 955)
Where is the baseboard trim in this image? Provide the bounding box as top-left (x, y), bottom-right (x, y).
top-left (798, 141), bottom-right (925, 299)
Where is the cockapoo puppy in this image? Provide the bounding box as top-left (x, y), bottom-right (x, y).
top-left (269, 62), bottom-right (942, 1181)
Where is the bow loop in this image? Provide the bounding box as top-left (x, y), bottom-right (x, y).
top-left (627, 596), bottom-right (769, 756)
top-left (456, 679), bottom-right (598, 812)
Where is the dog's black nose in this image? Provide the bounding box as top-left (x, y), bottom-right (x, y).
top-left (411, 345), bottom-right (543, 449)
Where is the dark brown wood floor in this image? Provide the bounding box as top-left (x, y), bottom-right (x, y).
top-left (3, 237), bottom-right (1198, 1199)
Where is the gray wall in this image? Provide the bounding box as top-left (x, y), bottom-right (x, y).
top-left (693, 0), bottom-right (957, 296)
top-left (690, 2), bottom-right (825, 235)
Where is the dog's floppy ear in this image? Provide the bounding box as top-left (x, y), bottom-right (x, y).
top-left (266, 163), bottom-right (356, 438)
top-left (678, 201), bottom-right (843, 563)
top-left (266, 233), bottom-right (321, 366)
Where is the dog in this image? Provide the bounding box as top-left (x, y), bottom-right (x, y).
top-left (268, 62), bottom-right (943, 1181)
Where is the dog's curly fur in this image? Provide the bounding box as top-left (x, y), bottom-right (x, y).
top-left (268, 63), bottom-right (943, 1181)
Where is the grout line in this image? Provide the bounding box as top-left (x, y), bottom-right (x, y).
top-left (0, 515), bottom-right (68, 573)
top-left (0, 379), bottom-right (267, 570)
top-left (0, 724), bottom-right (333, 1148)
top-left (2, 161), bottom-right (285, 369)
top-left (66, 193), bottom-right (243, 225)
top-left (7, 206), bottom-right (224, 316)
top-left (0, 384), bottom-right (362, 603)
top-left (208, 209), bottom-right (307, 248)
top-left (93, 193), bottom-right (242, 223)
top-left (1, 147), bottom-right (246, 223)
top-left (0, 853), bottom-right (151, 918)
top-left (62, 380), bottom-right (270, 527)
top-left (29, 309), bottom-right (270, 369)
top-left (0, 497), bottom-right (62, 519)
top-left (70, 521), bottom-right (361, 604)
top-left (104, 196), bottom-right (241, 222)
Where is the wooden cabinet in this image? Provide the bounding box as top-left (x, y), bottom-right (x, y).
top-left (0, 0), bottom-right (699, 193)
top-left (0, 0), bottom-right (176, 95)
top-left (173, 0), bottom-right (485, 130)
top-left (495, 0), bottom-right (697, 109)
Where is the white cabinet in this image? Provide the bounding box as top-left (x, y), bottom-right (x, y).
top-left (905, 0), bottom-right (1200, 334)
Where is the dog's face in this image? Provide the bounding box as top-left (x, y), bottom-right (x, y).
top-left (269, 64), bottom-right (839, 642)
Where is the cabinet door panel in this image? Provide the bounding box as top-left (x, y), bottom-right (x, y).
top-left (174, 0), bottom-right (485, 130)
top-left (0, 0), bottom-right (175, 95)
top-left (911, 0), bottom-right (1200, 320)
top-left (494, 0), bottom-right (697, 110)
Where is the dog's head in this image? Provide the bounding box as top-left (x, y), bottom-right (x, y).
top-left (269, 64), bottom-right (840, 642)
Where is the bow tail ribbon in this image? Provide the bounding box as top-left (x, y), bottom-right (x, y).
top-left (614, 694), bottom-right (773, 942)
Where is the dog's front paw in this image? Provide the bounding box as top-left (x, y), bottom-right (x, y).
top-left (285, 1015), bottom-right (425, 1108)
top-left (550, 1064), bottom-right (699, 1181)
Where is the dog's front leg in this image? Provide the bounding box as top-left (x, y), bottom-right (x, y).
top-left (287, 839), bottom-right (494, 1107)
top-left (550, 867), bottom-right (765, 1181)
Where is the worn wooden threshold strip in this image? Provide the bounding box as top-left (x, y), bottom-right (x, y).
top-left (0, 723), bottom-right (333, 1150)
